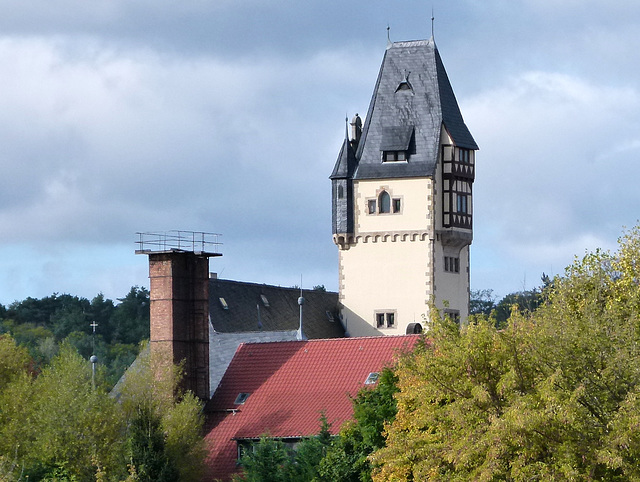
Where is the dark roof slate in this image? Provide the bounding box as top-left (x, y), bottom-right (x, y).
top-left (353, 39), bottom-right (477, 180)
top-left (209, 279), bottom-right (344, 340)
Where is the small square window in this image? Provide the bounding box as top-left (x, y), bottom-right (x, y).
top-left (392, 198), bottom-right (401, 213)
top-left (376, 313), bottom-right (385, 328)
top-left (444, 256), bottom-right (460, 273)
top-left (368, 199), bottom-right (377, 214)
top-left (386, 313), bottom-right (394, 327)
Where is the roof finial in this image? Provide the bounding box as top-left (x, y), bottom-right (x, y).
top-left (345, 114), bottom-right (349, 141)
top-left (387, 24), bottom-right (391, 47)
top-left (431, 7), bottom-right (435, 40)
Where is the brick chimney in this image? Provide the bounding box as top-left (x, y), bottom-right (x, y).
top-left (136, 231), bottom-right (221, 401)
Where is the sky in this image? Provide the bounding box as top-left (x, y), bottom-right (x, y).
top-left (1, 0), bottom-right (640, 306)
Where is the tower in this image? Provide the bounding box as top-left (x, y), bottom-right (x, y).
top-left (136, 231), bottom-right (221, 400)
top-left (331, 38), bottom-right (478, 336)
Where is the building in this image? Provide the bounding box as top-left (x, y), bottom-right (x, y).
top-left (331, 37), bottom-right (478, 336)
top-left (202, 335), bottom-right (419, 481)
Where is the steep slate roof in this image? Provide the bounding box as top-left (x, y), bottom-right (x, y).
top-left (209, 279), bottom-right (344, 339)
top-left (353, 38), bottom-right (477, 180)
top-left (203, 335), bottom-right (420, 481)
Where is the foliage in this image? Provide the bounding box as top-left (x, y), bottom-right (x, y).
top-left (316, 368), bottom-right (400, 482)
top-left (118, 344), bottom-right (206, 482)
top-left (468, 288), bottom-right (496, 316)
top-left (371, 226), bottom-right (640, 480)
top-left (0, 337), bottom-right (206, 481)
top-left (0, 286), bottom-right (149, 388)
top-left (235, 416), bottom-right (333, 482)
top-left (0, 343), bottom-right (127, 480)
top-left (127, 406), bottom-right (179, 482)
top-left (0, 334), bottom-right (32, 386)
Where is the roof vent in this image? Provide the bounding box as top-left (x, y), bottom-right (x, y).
top-left (365, 372), bottom-right (380, 385)
top-left (395, 70), bottom-right (413, 93)
top-left (234, 392), bottom-right (250, 405)
top-left (326, 310), bottom-right (335, 322)
top-left (219, 297), bottom-right (229, 310)
top-left (260, 294), bottom-right (269, 307)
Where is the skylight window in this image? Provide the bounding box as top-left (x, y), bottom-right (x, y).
top-left (365, 372), bottom-right (380, 385)
top-left (219, 297), bottom-right (229, 310)
top-left (234, 392), bottom-right (250, 405)
top-left (260, 294), bottom-right (269, 307)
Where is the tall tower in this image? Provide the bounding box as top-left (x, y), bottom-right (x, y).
top-left (331, 38), bottom-right (478, 337)
top-left (136, 231), bottom-right (222, 400)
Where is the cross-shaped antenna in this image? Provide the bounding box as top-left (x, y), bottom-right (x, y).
top-left (90, 321), bottom-right (98, 354)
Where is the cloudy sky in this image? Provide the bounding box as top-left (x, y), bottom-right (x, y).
top-left (1, 0), bottom-right (639, 306)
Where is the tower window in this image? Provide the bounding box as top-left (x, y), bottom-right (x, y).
top-left (367, 190), bottom-right (402, 216)
top-left (375, 311), bottom-right (396, 328)
top-left (379, 191), bottom-right (391, 213)
top-left (338, 185), bottom-right (344, 199)
top-left (444, 256), bottom-right (460, 273)
top-left (458, 148), bottom-right (471, 164)
top-left (457, 194), bottom-right (468, 214)
top-left (444, 310), bottom-right (461, 324)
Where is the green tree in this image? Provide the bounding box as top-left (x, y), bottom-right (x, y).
top-left (372, 226), bottom-right (640, 481)
top-left (317, 368), bottom-right (400, 482)
top-left (469, 288), bottom-right (496, 316)
top-left (236, 416), bottom-right (333, 482)
top-left (118, 344), bottom-right (206, 482)
top-left (111, 286), bottom-right (150, 344)
top-left (0, 343), bottom-right (127, 480)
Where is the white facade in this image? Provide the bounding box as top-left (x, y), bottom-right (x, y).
top-left (330, 39), bottom-right (477, 337)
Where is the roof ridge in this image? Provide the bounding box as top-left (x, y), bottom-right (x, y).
top-left (237, 334), bottom-right (421, 348)
top-left (211, 278), bottom-right (337, 294)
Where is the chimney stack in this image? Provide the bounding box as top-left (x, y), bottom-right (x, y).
top-left (136, 231), bottom-right (221, 401)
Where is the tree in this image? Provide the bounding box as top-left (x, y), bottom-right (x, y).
top-left (0, 343), bottom-right (127, 480)
top-left (317, 368), bottom-right (401, 482)
top-left (235, 416), bottom-right (333, 482)
top-left (0, 338), bottom-right (206, 481)
top-left (371, 225), bottom-right (640, 480)
top-left (118, 344), bottom-right (206, 482)
top-left (111, 286), bottom-right (150, 344)
top-left (469, 289), bottom-right (496, 316)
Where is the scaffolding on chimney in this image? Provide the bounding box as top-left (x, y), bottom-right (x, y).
top-left (135, 230), bottom-right (222, 256)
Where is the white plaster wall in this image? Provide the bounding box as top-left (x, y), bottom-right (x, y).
top-left (433, 244), bottom-right (470, 320)
top-left (355, 178), bottom-right (433, 234)
top-left (339, 237), bottom-right (432, 337)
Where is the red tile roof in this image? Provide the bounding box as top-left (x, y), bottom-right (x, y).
top-left (202, 335), bottom-right (419, 481)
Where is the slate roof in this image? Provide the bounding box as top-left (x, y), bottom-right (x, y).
top-left (203, 335), bottom-right (420, 481)
top-left (352, 38), bottom-right (477, 180)
top-left (209, 279), bottom-right (344, 339)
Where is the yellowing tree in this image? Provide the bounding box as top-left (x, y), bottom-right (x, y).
top-left (373, 226), bottom-right (640, 481)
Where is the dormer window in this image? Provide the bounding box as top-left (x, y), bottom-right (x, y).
top-left (380, 126), bottom-right (414, 163)
top-left (383, 150), bottom-right (406, 162)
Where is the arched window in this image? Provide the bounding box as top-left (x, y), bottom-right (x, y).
top-left (338, 185), bottom-right (344, 199)
top-left (378, 191), bottom-right (390, 213)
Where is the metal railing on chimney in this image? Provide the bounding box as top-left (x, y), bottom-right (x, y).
top-left (135, 230), bottom-right (222, 255)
